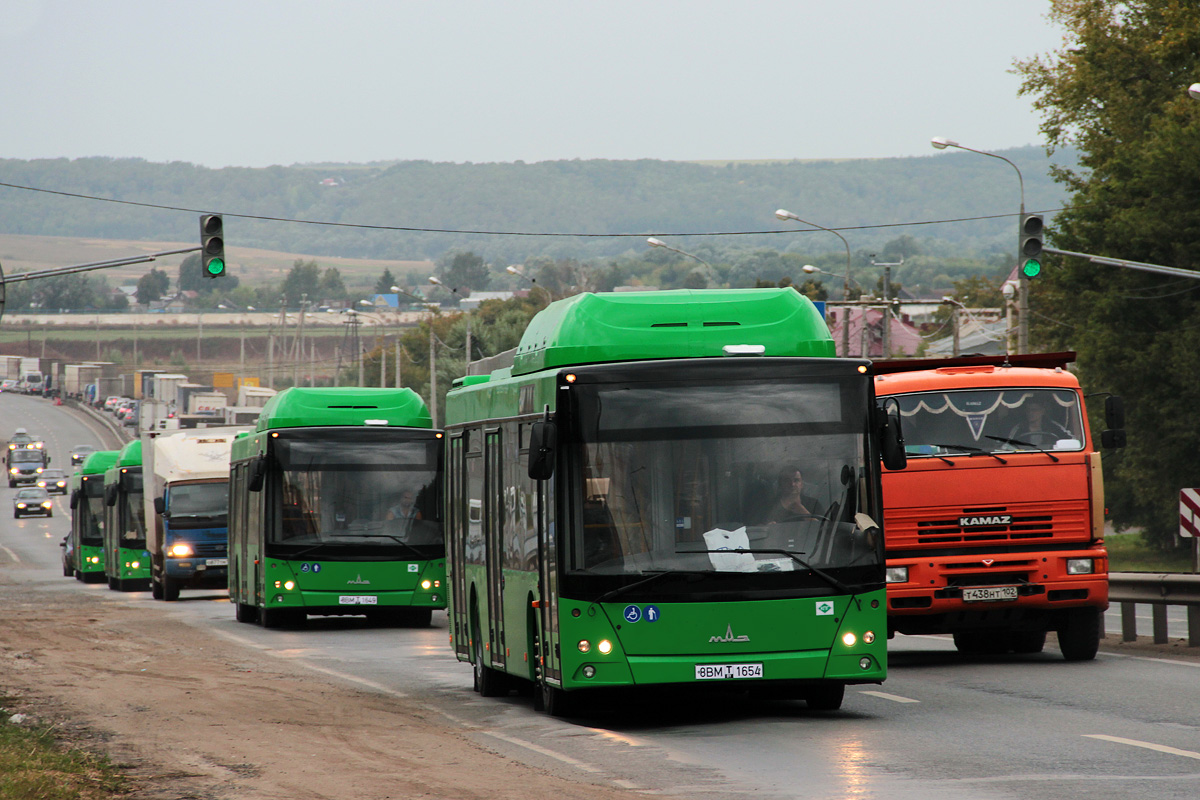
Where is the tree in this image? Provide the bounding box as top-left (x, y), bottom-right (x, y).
top-left (373, 268), bottom-right (397, 294)
top-left (1014, 1), bottom-right (1200, 548)
top-left (136, 268), bottom-right (171, 305)
top-left (178, 253), bottom-right (239, 294)
top-left (321, 267), bottom-right (348, 303)
top-left (280, 259), bottom-right (322, 308)
top-left (436, 251), bottom-right (490, 293)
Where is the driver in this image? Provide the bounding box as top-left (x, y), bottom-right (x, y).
top-left (766, 465), bottom-right (823, 523)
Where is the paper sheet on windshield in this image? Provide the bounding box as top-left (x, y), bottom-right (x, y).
top-left (702, 527), bottom-right (793, 572)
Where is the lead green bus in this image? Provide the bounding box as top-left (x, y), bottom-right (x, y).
top-left (103, 439), bottom-right (150, 591)
top-left (445, 289), bottom-right (906, 715)
top-left (227, 387), bottom-right (446, 628)
top-left (69, 449), bottom-right (120, 582)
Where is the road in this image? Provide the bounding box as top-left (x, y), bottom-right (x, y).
top-left (3, 391), bottom-right (1200, 800)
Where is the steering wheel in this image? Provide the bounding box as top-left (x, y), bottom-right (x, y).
top-left (1013, 430), bottom-right (1060, 446)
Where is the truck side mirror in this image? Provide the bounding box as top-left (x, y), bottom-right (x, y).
top-left (1101, 395), bottom-right (1126, 449)
top-left (247, 455), bottom-right (267, 492)
top-left (878, 400), bottom-right (907, 471)
top-left (527, 420), bottom-right (557, 481)
top-left (153, 496), bottom-right (166, 516)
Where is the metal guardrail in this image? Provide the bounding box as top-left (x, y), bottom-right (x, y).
top-left (1108, 572), bottom-right (1200, 647)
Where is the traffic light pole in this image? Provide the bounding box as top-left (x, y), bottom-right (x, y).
top-left (1044, 247), bottom-right (1200, 281)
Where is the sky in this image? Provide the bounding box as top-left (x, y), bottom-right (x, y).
top-left (2, 0), bottom-right (1069, 169)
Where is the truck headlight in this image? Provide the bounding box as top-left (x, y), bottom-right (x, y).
top-left (168, 544), bottom-right (194, 557)
top-left (1066, 558), bottom-right (1094, 575)
top-left (885, 566), bottom-right (909, 583)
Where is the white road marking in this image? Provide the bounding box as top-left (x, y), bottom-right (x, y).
top-left (859, 690), bottom-right (920, 703)
top-left (1085, 734), bottom-right (1200, 761)
top-left (0, 545), bottom-right (19, 563)
top-left (481, 730), bottom-right (603, 773)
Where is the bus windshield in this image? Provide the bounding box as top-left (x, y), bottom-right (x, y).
top-left (79, 475), bottom-right (106, 544)
top-left (896, 388), bottom-right (1085, 457)
top-left (565, 374), bottom-right (880, 595)
top-left (121, 473), bottom-right (146, 546)
top-left (269, 431), bottom-right (442, 559)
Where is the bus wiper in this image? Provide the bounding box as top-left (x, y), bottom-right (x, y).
top-left (592, 569), bottom-right (695, 606)
top-left (345, 532), bottom-right (427, 559)
top-left (931, 443), bottom-right (1008, 464)
top-left (984, 435), bottom-right (1059, 462)
top-left (693, 548), bottom-right (854, 595)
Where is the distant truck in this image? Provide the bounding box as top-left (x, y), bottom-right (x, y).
top-left (874, 352), bottom-right (1125, 661)
top-left (6, 428), bottom-right (49, 487)
top-left (63, 364), bottom-right (104, 401)
top-left (143, 428), bottom-right (244, 601)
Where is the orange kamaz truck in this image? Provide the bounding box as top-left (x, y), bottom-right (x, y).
top-left (874, 352), bottom-right (1125, 660)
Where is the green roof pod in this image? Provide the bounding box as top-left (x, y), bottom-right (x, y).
top-left (254, 387), bottom-right (432, 432)
top-left (78, 450), bottom-right (120, 477)
top-left (510, 288), bottom-right (834, 377)
top-left (116, 439), bottom-right (142, 468)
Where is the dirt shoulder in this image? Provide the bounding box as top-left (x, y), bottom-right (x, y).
top-left (0, 579), bottom-right (639, 800)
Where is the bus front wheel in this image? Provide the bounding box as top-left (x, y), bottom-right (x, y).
top-left (472, 619), bottom-right (506, 697)
top-left (804, 683), bottom-right (845, 711)
top-left (235, 602), bottom-right (258, 624)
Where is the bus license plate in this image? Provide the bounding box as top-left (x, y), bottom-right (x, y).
top-left (962, 586), bottom-right (1019, 603)
top-left (695, 663), bottom-right (763, 681)
top-left (205, 558), bottom-right (228, 567)
top-left (339, 595), bottom-right (378, 605)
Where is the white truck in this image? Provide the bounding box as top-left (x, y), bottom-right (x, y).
top-left (143, 427), bottom-right (245, 601)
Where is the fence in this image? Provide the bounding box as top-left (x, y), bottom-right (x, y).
top-left (1107, 572), bottom-right (1200, 646)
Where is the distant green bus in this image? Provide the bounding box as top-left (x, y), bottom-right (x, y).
top-left (445, 289), bottom-right (906, 715)
top-left (228, 387), bottom-right (446, 628)
top-left (103, 439), bottom-right (150, 591)
top-left (69, 450), bottom-right (120, 582)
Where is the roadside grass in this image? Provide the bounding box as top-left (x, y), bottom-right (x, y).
top-left (1106, 534), bottom-right (1196, 573)
top-left (0, 703), bottom-right (128, 800)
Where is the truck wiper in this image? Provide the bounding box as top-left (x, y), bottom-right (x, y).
top-left (984, 435), bottom-right (1060, 462)
top-left (931, 443), bottom-right (1008, 464)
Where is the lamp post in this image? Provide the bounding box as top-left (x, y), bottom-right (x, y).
top-left (646, 237), bottom-right (716, 287)
top-left (507, 264), bottom-right (550, 303)
top-left (1189, 83), bottom-right (1200, 100)
top-left (931, 137), bottom-right (1029, 353)
top-left (428, 276), bottom-right (471, 373)
top-left (776, 210), bottom-right (854, 356)
top-left (393, 285), bottom-right (440, 427)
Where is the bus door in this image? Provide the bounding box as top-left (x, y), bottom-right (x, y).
top-left (535, 463), bottom-right (562, 683)
top-left (448, 434), bottom-right (469, 659)
top-left (484, 429), bottom-right (506, 672)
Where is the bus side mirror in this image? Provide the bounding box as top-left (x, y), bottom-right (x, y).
top-left (1102, 396), bottom-right (1126, 449)
top-left (247, 455), bottom-right (267, 492)
top-left (879, 400), bottom-right (907, 471)
top-left (153, 496), bottom-right (166, 516)
top-left (69, 489), bottom-right (80, 509)
top-left (105, 483), bottom-right (118, 507)
top-left (527, 421), bottom-right (557, 481)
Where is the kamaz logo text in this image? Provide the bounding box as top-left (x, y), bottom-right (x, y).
top-left (959, 515), bottom-right (1012, 527)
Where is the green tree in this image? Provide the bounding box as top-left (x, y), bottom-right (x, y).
top-left (136, 268), bottom-right (171, 305)
top-left (281, 259), bottom-right (322, 307)
top-left (373, 268), bottom-right (397, 294)
top-left (436, 251), bottom-right (490, 294)
top-left (1014, 0), bottom-right (1200, 548)
top-left (321, 267), bottom-right (348, 303)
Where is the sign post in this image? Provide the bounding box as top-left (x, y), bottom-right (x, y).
top-left (1180, 488), bottom-right (1200, 572)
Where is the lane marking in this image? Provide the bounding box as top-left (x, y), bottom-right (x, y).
top-left (859, 690), bottom-right (920, 703)
top-left (1098, 652), bottom-right (1200, 669)
top-left (0, 545), bottom-right (20, 563)
top-left (480, 730), bottom-right (603, 774)
top-left (1085, 734), bottom-right (1200, 761)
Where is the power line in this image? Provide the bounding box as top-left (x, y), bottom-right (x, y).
top-left (0, 179), bottom-right (1051, 240)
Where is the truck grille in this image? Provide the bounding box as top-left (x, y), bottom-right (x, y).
top-left (891, 500), bottom-right (1090, 546)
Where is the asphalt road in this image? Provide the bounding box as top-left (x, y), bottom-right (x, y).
top-left (4, 391), bottom-right (1200, 800)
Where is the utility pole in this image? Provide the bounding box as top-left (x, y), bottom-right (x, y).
top-left (871, 256), bottom-right (903, 359)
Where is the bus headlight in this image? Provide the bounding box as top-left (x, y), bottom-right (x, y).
top-left (577, 640), bottom-right (591, 653)
top-left (885, 566), bottom-right (909, 583)
top-left (597, 639), bottom-right (613, 655)
top-left (1066, 558), bottom-right (1094, 575)
top-left (168, 544), bottom-right (193, 557)
top-left (842, 632), bottom-right (857, 647)
top-left (859, 657), bottom-right (873, 670)
top-left (284, 581), bottom-right (295, 591)
top-left (421, 579), bottom-right (432, 590)
top-left (863, 631), bottom-right (875, 644)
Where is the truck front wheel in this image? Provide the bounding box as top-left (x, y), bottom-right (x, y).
top-left (162, 574), bottom-right (181, 602)
top-left (1057, 608), bottom-right (1100, 661)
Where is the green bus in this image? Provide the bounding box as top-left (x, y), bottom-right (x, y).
top-left (228, 387), bottom-right (446, 628)
top-left (445, 289), bottom-right (906, 715)
top-left (103, 439), bottom-right (150, 591)
top-left (69, 449), bottom-right (120, 583)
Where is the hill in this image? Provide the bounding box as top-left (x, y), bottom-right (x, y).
top-left (0, 148), bottom-right (1075, 266)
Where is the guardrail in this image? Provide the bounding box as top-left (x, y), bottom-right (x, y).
top-left (1108, 572), bottom-right (1200, 647)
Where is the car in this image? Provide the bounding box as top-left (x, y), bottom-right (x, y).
top-left (59, 534), bottom-right (75, 577)
top-left (0, 379), bottom-right (17, 392)
top-left (36, 469), bottom-right (68, 495)
top-left (70, 444), bottom-right (97, 465)
top-left (13, 487), bottom-right (53, 519)
top-left (104, 396), bottom-right (130, 413)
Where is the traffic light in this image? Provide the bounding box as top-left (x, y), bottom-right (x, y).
top-left (200, 214), bottom-right (226, 278)
top-left (1019, 213), bottom-right (1044, 279)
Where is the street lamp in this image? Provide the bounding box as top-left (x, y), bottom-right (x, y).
top-left (1189, 83), bottom-right (1200, 101)
top-left (646, 237), bottom-right (716, 287)
top-left (428, 276), bottom-right (472, 371)
top-left (507, 265), bottom-right (550, 304)
top-left (775, 209), bottom-right (854, 356)
top-left (930, 136), bottom-right (1029, 353)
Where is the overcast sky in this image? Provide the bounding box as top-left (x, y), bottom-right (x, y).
top-left (3, 1), bottom-right (1068, 169)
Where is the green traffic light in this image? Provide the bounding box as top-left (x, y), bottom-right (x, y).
top-left (205, 258), bottom-right (226, 277)
top-left (1022, 258), bottom-right (1042, 279)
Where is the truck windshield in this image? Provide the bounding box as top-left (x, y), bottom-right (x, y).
top-left (896, 388), bottom-right (1085, 457)
top-left (168, 483), bottom-right (228, 517)
top-left (11, 450), bottom-right (43, 464)
top-left (563, 371), bottom-right (881, 599)
top-left (268, 430), bottom-right (443, 560)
